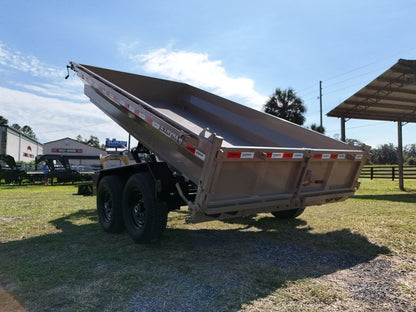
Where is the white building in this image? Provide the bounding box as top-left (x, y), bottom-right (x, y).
top-left (43, 137), bottom-right (106, 168)
top-left (0, 125), bottom-right (43, 162)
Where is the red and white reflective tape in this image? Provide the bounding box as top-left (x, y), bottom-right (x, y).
top-left (227, 151), bottom-right (303, 159)
top-left (312, 153), bottom-right (364, 160)
top-left (226, 151), bottom-right (363, 161)
top-left (185, 144), bottom-right (206, 161)
top-left (227, 152), bottom-right (255, 159)
top-left (123, 97), bottom-right (160, 130)
top-left (265, 152), bottom-right (303, 159)
top-left (313, 153), bottom-right (344, 159)
top-left (351, 154), bottom-right (363, 160)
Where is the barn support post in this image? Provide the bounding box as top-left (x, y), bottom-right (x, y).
top-left (398, 121), bottom-right (405, 191)
top-left (341, 117), bottom-right (346, 142)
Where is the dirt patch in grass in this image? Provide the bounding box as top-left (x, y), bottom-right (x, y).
top-left (322, 256), bottom-right (415, 312)
top-left (0, 217), bottom-right (22, 222)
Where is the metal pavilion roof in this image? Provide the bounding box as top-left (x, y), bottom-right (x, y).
top-left (327, 59), bottom-right (416, 122)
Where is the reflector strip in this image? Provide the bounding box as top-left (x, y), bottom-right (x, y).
top-left (152, 121), bottom-right (160, 130)
top-left (195, 150), bottom-right (206, 161)
top-left (264, 152), bottom-right (304, 159)
top-left (226, 152), bottom-right (254, 159)
top-left (185, 144), bottom-right (206, 161)
top-left (185, 144), bottom-right (196, 154)
top-left (227, 152), bottom-right (242, 158)
top-left (313, 153), bottom-right (349, 160)
top-left (241, 152), bottom-right (255, 159)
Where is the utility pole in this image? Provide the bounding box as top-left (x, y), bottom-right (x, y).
top-left (319, 80), bottom-right (323, 128)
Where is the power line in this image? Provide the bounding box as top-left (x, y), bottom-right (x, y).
top-left (325, 121), bottom-right (391, 133)
top-left (323, 65), bottom-right (387, 90)
top-left (323, 60), bottom-right (381, 82)
top-left (323, 47), bottom-right (416, 83)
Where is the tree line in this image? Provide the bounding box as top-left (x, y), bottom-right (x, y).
top-left (369, 143), bottom-right (416, 165)
top-left (75, 135), bottom-right (103, 149)
top-left (0, 115), bottom-right (37, 140)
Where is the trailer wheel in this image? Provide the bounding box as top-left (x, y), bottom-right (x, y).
top-left (96, 175), bottom-right (125, 233)
top-left (272, 208), bottom-right (305, 219)
top-left (122, 173), bottom-right (167, 243)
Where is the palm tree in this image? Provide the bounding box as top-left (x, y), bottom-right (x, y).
top-left (310, 123), bottom-right (325, 134)
top-left (264, 88), bottom-right (306, 125)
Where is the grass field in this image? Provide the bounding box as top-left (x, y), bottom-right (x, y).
top-left (0, 179), bottom-right (415, 311)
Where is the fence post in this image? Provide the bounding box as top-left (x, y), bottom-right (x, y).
top-left (392, 167), bottom-right (395, 181)
top-left (370, 167), bottom-right (374, 180)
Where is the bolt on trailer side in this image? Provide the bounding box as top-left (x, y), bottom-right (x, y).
top-left (70, 62), bottom-right (365, 225)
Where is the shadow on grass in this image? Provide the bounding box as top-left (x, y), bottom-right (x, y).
top-left (352, 193), bottom-right (416, 203)
top-left (0, 210), bottom-right (390, 312)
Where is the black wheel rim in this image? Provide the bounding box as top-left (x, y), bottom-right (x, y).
top-left (101, 189), bottom-right (112, 222)
top-left (129, 192), bottom-right (145, 230)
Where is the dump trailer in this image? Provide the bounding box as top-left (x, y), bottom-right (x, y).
top-left (69, 62), bottom-right (365, 243)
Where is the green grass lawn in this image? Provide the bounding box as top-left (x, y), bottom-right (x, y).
top-left (0, 180), bottom-right (415, 311)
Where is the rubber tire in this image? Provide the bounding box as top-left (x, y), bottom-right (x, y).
top-left (122, 173), bottom-right (167, 243)
top-left (272, 208), bottom-right (305, 219)
top-left (96, 175), bottom-right (125, 233)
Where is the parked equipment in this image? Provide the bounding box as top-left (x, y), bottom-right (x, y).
top-left (35, 154), bottom-right (91, 184)
top-left (69, 62), bottom-right (365, 243)
top-left (0, 154), bottom-right (27, 185)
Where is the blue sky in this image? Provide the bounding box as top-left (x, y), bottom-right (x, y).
top-left (1, 0), bottom-right (416, 148)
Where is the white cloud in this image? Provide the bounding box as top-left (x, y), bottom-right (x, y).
top-left (16, 80), bottom-right (86, 102)
top-left (0, 42), bottom-right (269, 145)
top-left (126, 47), bottom-right (268, 110)
top-left (0, 42), bottom-right (64, 79)
top-left (0, 86), bottom-right (128, 143)
top-left (0, 42), bottom-right (85, 102)
top-left (0, 43), bottom-right (133, 145)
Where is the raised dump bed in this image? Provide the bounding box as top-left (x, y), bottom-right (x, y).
top-left (70, 62), bottom-right (365, 243)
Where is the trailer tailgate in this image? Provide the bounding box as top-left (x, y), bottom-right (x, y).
top-left (188, 145), bottom-right (364, 221)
